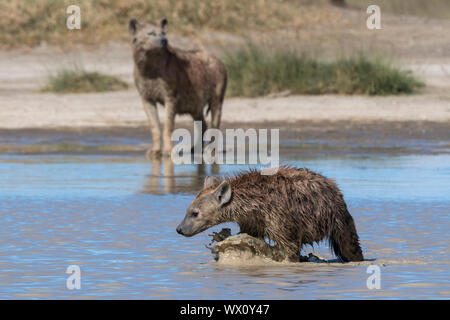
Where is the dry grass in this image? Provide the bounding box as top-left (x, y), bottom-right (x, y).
top-left (0, 0), bottom-right (329, 48)
top-left (1, 0), bottom-right (449, 49)
top-left (348, 0), bottom-right (450, 19)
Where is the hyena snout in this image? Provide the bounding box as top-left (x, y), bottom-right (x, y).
top-left (176, 219), bottom-right (192, 237)
top-left (176, 215), bottom-right (206, 237)
top-left (176, 225), bottom-right (184, 235)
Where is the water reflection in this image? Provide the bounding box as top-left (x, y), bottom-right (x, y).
top-left (142, 157), bottom-right (221, 195)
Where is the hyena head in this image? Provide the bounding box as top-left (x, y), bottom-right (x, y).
top-left (176, 177), bottom-right (232, 237)
top-left (128, 18), bottom-right (168, 53)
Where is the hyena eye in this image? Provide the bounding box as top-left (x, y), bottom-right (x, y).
top-left (147, 31), bottom-right (156, 36)
top-left (133, 38), bottom-right (137, 43)
top-left (191, 210), bottom-right (199, 218)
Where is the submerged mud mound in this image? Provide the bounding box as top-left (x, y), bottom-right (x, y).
top-left (208, 229), bottom-right (328, 264)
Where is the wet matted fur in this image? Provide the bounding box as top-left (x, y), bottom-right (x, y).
top-left (177, 166), bottom-right (364, 262)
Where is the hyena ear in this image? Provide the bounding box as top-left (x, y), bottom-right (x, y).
top-left (128, 18), bottom-right (139, 35)
top-left (213, 180), bottom-right (231, 206)
top-left (204, 176), bottom-right (221, 189)
top-left (160, 18), bottom-right (168, 34)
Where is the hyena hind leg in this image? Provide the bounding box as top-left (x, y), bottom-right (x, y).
top-left (329, 212), bottom-right (364, 262)
top-left (208, 98), bottom-right (223, 130)
top-left (191, 113), bottom-right (207, 154)
top-left (142, 99), bottom-right (162, 158)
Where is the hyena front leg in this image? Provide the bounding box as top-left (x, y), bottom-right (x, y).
top-left (162, 100), bottom-right (176, 157)
top-left (284, 241), bottom-right (301, 263)
top-left (205, 99), bottom-right (223, 162)
top-left (192, 112), bottom-right (207, 155)
top-left (209, 98), bottom-right (223, 130)
top-left (268, 220), bottom-right (301, 262)
top-left (142, 99), bottom-right (162, 158)
top-left (284, 230), bottom-right (304, 262)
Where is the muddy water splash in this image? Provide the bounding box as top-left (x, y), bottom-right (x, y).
top-left (209, 231), bottom-right (384, 267)
top-left (209, 231), bottom-right (286, 264)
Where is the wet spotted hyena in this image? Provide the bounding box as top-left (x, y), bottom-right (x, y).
top-left (177, 167), bottom-right (364, 262)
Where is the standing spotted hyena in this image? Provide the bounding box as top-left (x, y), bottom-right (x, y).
top-left (176, 166), bottom-right (364, 262)
top-left (128, 18), bottom-right (227, 157)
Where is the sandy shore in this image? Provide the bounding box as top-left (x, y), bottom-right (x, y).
top-left (0, 89), bottom-right (449, 129)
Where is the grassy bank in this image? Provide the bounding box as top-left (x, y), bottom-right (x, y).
top-left (0, 0), bottom-right (323, 48)
top-left (225, 46), bottom-right (423, 96)
top-left (41, 68), bottom-right (128, 93)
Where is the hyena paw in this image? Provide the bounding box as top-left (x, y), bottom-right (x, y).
top-left (162, 148), bottom-right (173, 158)
top-left (146, 148), bottom-right (162, 159)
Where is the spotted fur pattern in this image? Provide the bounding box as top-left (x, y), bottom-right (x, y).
top-left (197, 166), bottom-right (364, 262)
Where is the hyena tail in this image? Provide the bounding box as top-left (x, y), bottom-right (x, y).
top-left (329, 209), bottom-right (364, 262)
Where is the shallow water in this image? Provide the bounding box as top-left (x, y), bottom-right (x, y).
top-left (0, 138), bottom-right (449, 299)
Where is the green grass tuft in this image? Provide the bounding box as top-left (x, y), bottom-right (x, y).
top-left (41, 69), bottom-right (128, 93)
top-left (224, 45), bottom-right (424, 97)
